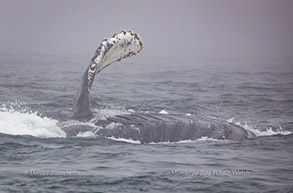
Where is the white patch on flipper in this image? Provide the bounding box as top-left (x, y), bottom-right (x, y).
top-left (87, 66), bottom-right (96, 84)
top-left (93, 30), bottom-right (143, 73)
top-left (94, 45), bottom-right (105, 64)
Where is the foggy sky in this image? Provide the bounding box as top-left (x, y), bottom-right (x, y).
top-left (0, 0), bottom-right (292, 59)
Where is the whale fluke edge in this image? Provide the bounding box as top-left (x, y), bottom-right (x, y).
top-left (60, 30), bottom-right (256, 142)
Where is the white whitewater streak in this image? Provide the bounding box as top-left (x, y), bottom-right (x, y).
top-left (106, 137), bottom-right (141, 144)
top-left (0, 109), bottom-right (66, 138)
top-left (127, 109), bottom-right (135, 113)
top-left (149, 137), bottom-right (229, 145)
top-left (76, 131), bottom-right (96, 138)
top-left (149, 140), bottom-right (194, 145)
top-left (226, 117), bottom-right (292, 137)
top-left (196, 136), bottom-right (229, 142)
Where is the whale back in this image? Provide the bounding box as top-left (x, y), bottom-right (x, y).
top-left (93, 113), bottom-right (256, 143)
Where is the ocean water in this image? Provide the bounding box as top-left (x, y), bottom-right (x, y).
top-left (0, 54), bottom-right (292, 192)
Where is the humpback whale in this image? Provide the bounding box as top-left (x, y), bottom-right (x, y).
top-left (60, 30), bottom-right (256, 142)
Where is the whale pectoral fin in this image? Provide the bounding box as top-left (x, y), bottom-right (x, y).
top-left (92, 30), bottom-right (144, 74)
top-left (72, 30), bottom-right (143, 120)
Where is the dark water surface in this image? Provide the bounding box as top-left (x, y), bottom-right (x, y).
top-left (0, 54), bottom-right (292, 192)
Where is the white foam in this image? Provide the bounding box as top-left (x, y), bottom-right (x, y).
top-left (159, 109), bottom-right (169, 114)
top-left (196, 136), bottom-right (227, 142)
top-left (235, 122), bottom-right (292, 137)
top-left (226, 117), bottom-right (292, 137)
top-left (226, 117), bottom-right (234, 123)
top-left (76, 131), bottom-right (96, 138)
top-left (106, 136), bottom-right (141, 144)
top-left (127, 109), bottom-right (135, 113)
top-left (149, 137), bottom-right (227, 144)
top-left (0, 109), bottom-right (66, 138)
top-left (149, 140), bottom-right (193, 145)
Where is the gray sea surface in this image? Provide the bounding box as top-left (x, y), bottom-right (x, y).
top-left (0, 54), bottom-right (292, 192)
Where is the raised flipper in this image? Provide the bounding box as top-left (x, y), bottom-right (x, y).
top-left (72, 30), bottom-right (144, 120)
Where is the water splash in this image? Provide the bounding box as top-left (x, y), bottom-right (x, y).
top-left (0, 106), bottom-right (66, 138)
top-left (237, 122), bottom-right (291, 137)
top-left (226, 117), bottom-right (292, 137)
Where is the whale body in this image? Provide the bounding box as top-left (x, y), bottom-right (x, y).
top-left (62, 113), bottom-right (255, 143)
top-left (59, 30), bottom-right (256, 142)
